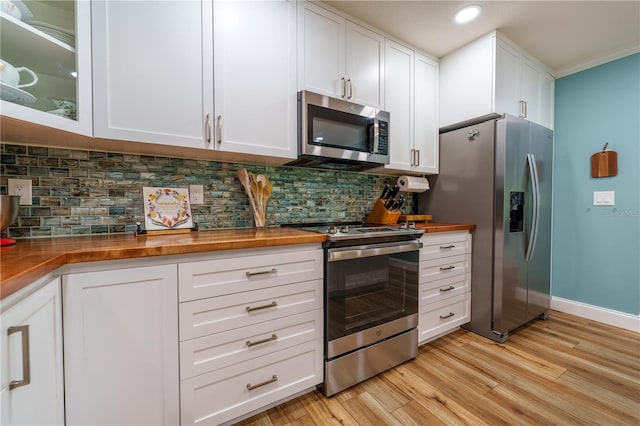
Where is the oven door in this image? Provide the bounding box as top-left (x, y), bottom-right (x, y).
top-left (325, 240), bottom-right (420, 359)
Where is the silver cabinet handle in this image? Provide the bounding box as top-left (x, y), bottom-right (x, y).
top-left (346, 78), bottom-right (352, 99)
top-left (341, 76), bottom-right (347, 98)
top-left (245, 268), bottom-right (277, 278)
top-left (410, 149), bottom-right (416, 167)
top-left (415, 149), bottom-right (420, 167)
top-left (439, 286), bottom-right (455, 292)
top-left (246, 374), bottom-right (278, 391)
top-left (467, 130), bottom-right (480, 139)
top-left (439, 312), bottom-right (455, 319)
top-left (8, 325), bottom-right (31, 391)
top-left (216, 114), bottom-right (222, 144)
top-left (519, 100), bottom-right (527, 118)
top-left (440, 245), bottom-right (456, 249)
top-left (205, 113), bottom-right (213, 144)
top-left (246, 334), bottom-right (278, 347)
top-left (246, 301), bottom-right (277, 313)
top-left (439, 266), bottom-right (455, 271)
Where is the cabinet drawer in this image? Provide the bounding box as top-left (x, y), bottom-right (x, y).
top-left (179, 280), bottom-right (322, 341)
top-left (420, 254), bottom-right (470, 281)
top-left (180, 339), bottom-right (323, 425)
top-left (179, 248), bottom-right (323, 302)
top-left (420, 273), bottom-right (470, 306)
top-left (418, 293), bottom-right (470, 344)
top-left (421, 232), bottom-right (471, 260)
top-left (180, 309), bottom-right (323, 379)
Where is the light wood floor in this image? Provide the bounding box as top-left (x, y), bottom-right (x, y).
top-left (234, 310), bottom-right (640, 425)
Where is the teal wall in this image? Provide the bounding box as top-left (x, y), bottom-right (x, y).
top-left (553, 53), bottom-right (640, 315)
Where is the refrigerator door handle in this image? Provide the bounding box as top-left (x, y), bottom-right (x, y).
top-left (525, 153), bottom-right (541, 262)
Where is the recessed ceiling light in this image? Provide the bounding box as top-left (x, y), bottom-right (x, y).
top-left (454, 5), bottom-right (482, 24)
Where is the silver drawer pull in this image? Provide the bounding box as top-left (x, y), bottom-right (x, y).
top-left (246, 301), bottom-right (277, 313)
top-left (8, 325), bottom-right (31, 391)
top-left (440, 266), bottom-right (455, 271)
top-left (440, 245), bottom-right (456, 249)
top-left (440, 312), bottom-right (455, 319)
top-left (246, 374), bottom-right (278, 391)
top-left (245, 268), bottom-right (277, 278)
top-left (439, 286), bottom-right (455, 292)
top-left (246, 334), bottom-right (278, 347)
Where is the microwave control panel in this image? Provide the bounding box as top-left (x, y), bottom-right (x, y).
top-left (377, 121), bottom-right (389, 155)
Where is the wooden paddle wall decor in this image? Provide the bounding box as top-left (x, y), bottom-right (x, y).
top-left (591, 143), bottom-right (618, 178)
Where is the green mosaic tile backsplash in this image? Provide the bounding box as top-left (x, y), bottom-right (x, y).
top-left (1, 144), bottom-right (416, 238)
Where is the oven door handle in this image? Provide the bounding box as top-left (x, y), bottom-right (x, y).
top-left (327, 240), bottom-right (422, 262)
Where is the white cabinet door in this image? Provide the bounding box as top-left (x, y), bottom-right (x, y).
top-left (383, 41), bottom-right (439, 174)
top-left (63, 265), bottom-right (179, 426)
top-left (92, 0), bottom-right (210, 148)
top-left (539, 71), bottom-right (555, 129)
top-left (298, 2), bottom-right (345, 98)
top-left (213, 0), bottom-right (297, 158)
top-left (345, 21), bottom-right (384, 108)
top-left (298, 2), bottom-right (383, 108)
top-left (384, 39), bottom-right (414, 171)
top-left (494, 40), bottom-right (521, 117)
top-left (1, 278), bottom-right (64, 425)
top-left (413, 53), bottom-right (439, 174)
top-left (0, 1), bottom-right (92, 135)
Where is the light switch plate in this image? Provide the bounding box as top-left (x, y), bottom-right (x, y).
top-left (593, 191), bottom-right (615, 206)
top-left (8, 179), bottom-right (32, 205)
top-left (189, 185), bottom-right (204, 205)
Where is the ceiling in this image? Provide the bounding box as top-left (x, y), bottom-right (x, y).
top-left (324, 0), bottom-right (640, 77)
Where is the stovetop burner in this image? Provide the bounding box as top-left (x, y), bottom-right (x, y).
top-left (282, 220), bottom-right (424, 244)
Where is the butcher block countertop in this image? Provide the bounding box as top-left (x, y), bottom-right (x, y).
top-left (0, 222), bottom-right (474, 301)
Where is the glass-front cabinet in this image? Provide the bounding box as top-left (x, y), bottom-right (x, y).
top-left (0, 0), bottom-right (92, 135)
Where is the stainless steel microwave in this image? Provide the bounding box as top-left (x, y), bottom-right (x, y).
top-left (286, 91), bottom-right (390, 171)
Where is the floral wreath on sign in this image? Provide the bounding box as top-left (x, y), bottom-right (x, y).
top-left (146, 188), bottom-right (191, 228)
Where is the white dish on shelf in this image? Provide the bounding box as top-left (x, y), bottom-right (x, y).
top-left (11, 0), bottom-right (32, 21)
top-left (28, 20), bottom-right (75, 47)
top-left (0, 81), bottom-right (36, 103)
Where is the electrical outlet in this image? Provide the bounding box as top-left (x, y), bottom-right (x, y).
top-left (189, 185), bottom-right (204, 205)
top-left (8, 179), bottom-right (32, 205)
top-left (593, 191), bottom-right (615, 206)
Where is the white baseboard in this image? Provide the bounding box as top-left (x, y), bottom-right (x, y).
top-left (551, 297), bottom-right (640, 333)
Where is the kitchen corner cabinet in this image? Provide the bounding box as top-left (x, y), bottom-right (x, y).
top-left (298, 1), bottom-right (384, 108)
top-left (0, 0), bottom-right (92, 136)
top-left (91, 0), bottom-right (209, 149)
top-left (213, 0), bottom-right (297, 159)
top-left (383, 39), bottom-right (439, 174)
top-left (178, 245), bottom-right (324, 425)
top-left (418, 231), bottom-right (472, 344)
top-left (1, 277), bottom-right (64, 425)
top-left (439, 31), bottom-right (554, 130)
top-left (63, 264), bottom-right (179, 425)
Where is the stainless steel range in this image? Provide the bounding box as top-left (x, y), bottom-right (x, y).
top-left (283, 221), bottom-right (423, 396)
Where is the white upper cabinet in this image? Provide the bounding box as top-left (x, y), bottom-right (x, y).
top-left (440, 31), bottom-right (555, 129)
top-left (92, 0), bottom-right (210, 149)
top-left (213, 0), bottom-right (297, 158)
top-left (383, 40), bottom-right (439, 174)
top-left (298, 1), bottom-right (384, 108)
top-left (0, 0), bottom-right (92, 135)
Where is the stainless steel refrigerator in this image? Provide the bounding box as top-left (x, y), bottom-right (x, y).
top-left (420, 114), bottom-right (553, 342)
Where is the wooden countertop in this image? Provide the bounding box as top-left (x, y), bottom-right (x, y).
top-left (0, 223), bottom-right (475, 301)
top-left (0, 227), bottom-right (327, 300)
top-left (415, 222), bottom-right (476, 233)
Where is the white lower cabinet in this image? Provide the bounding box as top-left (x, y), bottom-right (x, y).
top-left (178, 245), bottom-right (324, 425)
top-left (419, 231), bottom-right (472, 344)
top-left (1, 277), bottom-right (64, 425)
top-left (63, 264), bottom-right (180, 426)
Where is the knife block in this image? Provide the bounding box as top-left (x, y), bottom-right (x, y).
top-left (366, 198), bottom-right (401, 225)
